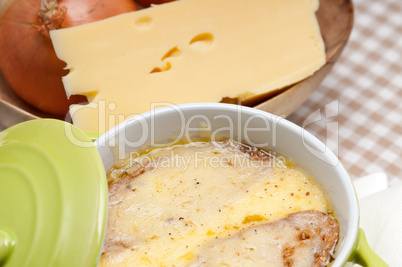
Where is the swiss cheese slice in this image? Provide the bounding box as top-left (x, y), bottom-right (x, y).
top-left (50, 0), bottom-right (325, 131)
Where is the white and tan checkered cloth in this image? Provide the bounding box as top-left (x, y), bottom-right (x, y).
top-left (291, 2), bottom-right (402, 263)
top-left (288, 0), bottom-right (402, 187)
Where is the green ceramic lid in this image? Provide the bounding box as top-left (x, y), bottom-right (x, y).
top-left (0, 119), bottom-right (107, 267)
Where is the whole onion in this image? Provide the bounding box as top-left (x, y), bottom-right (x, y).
top-left (0, 0), bottom-right (137, 116)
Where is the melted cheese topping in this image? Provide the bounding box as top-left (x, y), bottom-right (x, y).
top-left (101, 141), bottom-right (333, 266)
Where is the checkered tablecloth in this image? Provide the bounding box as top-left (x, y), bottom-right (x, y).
top-left (288, 0), bottom-right (402, 186)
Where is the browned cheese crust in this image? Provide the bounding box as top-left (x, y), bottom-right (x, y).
top-left (277, 210), bottom-right (339, 266)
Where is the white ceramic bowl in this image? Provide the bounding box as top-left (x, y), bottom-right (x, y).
top-left (95, 103), bottom-right (385, 266)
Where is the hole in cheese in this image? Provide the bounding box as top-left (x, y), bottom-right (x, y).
top-left (134, 16), bottom-right (153, 28)
top-left (150, 61), bottom-right (172, 73)
top-left (161, 46), bottom-right (182, 61)
top-left (189, 33), bottom-right (214, 49)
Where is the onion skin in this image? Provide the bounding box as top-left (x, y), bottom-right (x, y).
top-left (0, 0), bottom-right (137, 116)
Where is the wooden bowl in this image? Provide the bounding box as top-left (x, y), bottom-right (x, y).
top-left (0, 0), bottom-right (353, 128)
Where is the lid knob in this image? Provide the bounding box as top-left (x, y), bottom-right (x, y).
top-left (0, 229), bottom-right (14, 265)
